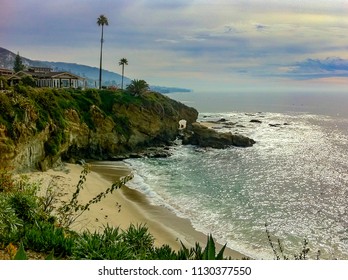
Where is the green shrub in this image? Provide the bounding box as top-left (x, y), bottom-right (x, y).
top-left (13, 243), bottom-right (29, 260)
top-left (21, 76), bottom-right (36, 87)
top-left (85, 89), bottom-right (101, 106)
top-left (0, 76), bottom-right (9, 90)
top-left (9, 192), bottom-right (38, 224)
top-left (126, 79), bottom-right (149, 97)
top-left (14, 84), bottom-right (30, 95)
top-left (113, 115), bottom-right (131, 138)
top-left (73, 224), bottom-right (156, 260)
top-left (177, 234), bottom-right (226, 260)
top-left (22, 221), bottom-right (74, 257)
top-left (121, 224), bottom-right (154, 258)
top-left (0, 194), bottom-right (23, 243)
top-left (73, 225), bottom-right (133, 260)
top-left (44, 130), bottom-right (66, 157)
top-left (0, 168), bottom-right (15, 193)
top-left (0, 91), bottom-right (14, 118)
top-left (150, 244), bottom-right (178, 260)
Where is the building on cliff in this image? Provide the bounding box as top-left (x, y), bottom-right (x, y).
top-left (7, 67), bottom-right (85, 89)
top-left (0, 68), bottom-right (13, 76)
top-left (0, 68), bottom-right (14, 89)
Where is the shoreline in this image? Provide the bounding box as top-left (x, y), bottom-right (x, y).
top-left (31, 161), bottom-right (247, 259)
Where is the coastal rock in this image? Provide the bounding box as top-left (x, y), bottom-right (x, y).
top-left (0, 89), bottom-right (198, 171)
top-left (269, 123), bottom-right (281, 127)
top-left (182, 122), bottom-right (255, 148)
top-left (250, 119), bottom-right (262, 123)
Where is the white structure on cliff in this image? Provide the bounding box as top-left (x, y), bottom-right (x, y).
top-left (179, 119), bottom-right (187, 130)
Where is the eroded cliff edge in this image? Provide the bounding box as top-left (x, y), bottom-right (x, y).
top-left (0, 87), bottom-right (198, 171)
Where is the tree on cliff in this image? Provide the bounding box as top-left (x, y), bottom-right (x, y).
top-left (13, 52), bottom-right (25, 73)
top-left (119, 58), bottom-right (128, 90)
top-left (126, 79), bottom-right (149, 97)
top-left (97, 14), bottom-right (109, 89)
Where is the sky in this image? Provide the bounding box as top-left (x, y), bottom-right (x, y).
top-left (1, 0), bottom-right (348, 92)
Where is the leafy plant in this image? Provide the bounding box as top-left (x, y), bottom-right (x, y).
top-left (8, 194), bottom-right (36, 228)
top-left (84, 89), bottom-right (101, 106)
top-left (203, 234), bottom-right (226, 260)
top-left (56, 164), bottom-right (134, 228)
top-left (22, 221), bottom-right (74, 257)
top-left (121, 223), bottom-right (155, 258)
top-left (178, 234), bottom-right (226, 260)
top-left (113, 115), bottom-right (131, 139)
top-left (150, 244), bottom-right (178, 260)
top-left (0, 91), bottom-right (14, 120)
top-left (20, 75), bottom-right (36, 87)
top-left (13, 243), bottom-right (28, 260)
top-left (0, 76), bottom-right (9, 90)
top-left (12, 242), bottom-right (56, 260)
top-left (126, 79), bottom-right (149, 97)
top-left (73, 225), bottom-right (132, 260)
top-left (8, 177), bottom-right (40, 224)
top-left (38, 176), bottom-right (59, 219)
top-left (4, 243), bottom-right (17, 259)
top-left (0, 168), bottom-right (15, 193)
top-left (265, 222), bottom-right (318, 260)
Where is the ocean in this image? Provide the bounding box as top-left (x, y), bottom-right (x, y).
top-left (125, 91), bottom-right (348, 259)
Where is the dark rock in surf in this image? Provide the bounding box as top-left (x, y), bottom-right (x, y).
top-left (269, 123), bottom-right (281, 127)
top-left (250, 119), bottom-right (262, 123)
top-left (182, 122), bottom-right (255, 148)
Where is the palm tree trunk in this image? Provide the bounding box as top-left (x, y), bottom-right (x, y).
top-left (121, 65), bottom-right (124, 90)
top-left (99, 25), bottom-right (104, 89)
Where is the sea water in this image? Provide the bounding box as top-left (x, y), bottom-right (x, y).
top-left (124, 91), bottom-right (348, 259)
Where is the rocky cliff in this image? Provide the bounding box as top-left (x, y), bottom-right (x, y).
top-left (0, 87), bottom-right (198, 171)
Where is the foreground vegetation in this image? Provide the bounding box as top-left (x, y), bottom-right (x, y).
top-left (0, 167), bottom-right (230, 260)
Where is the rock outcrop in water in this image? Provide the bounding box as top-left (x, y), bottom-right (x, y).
top-left (182, 122), bottom-right (255, 148)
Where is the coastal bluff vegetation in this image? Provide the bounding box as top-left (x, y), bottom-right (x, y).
top-left (0, 85), bottom-right (198, 172)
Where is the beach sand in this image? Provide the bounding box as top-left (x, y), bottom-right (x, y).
top-left (31, 161), bottom-right (246, 259)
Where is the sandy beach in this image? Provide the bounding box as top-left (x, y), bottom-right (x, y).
top-left (30, 161), bottom-right (246, 259)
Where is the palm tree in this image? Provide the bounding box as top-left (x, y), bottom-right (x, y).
top-left (119, 58), bottom-right (128, 90)
top-left (97, 15), bottom-right (109, 89)
top-left (126, 79), bottom-right (149, 97)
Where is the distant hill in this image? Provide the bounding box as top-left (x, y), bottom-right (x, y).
top-left (0, 47), bottom-right (191, 93)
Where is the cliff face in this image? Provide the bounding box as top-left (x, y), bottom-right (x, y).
top-left (0, 88), bottom-right (198, 171)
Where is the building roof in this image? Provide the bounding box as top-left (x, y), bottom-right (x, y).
top-left (0, 68), bottom-right (14, 76)
top-left (8, 70), bottom-right (84, 80)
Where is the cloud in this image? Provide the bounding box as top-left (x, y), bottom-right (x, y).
top-left (284, 57), bottom-right (348, 79)
top-left (141, 0), bottom-right (192, 10)
top-left (155, 39), bottom-right (179, 44)
top-left (2, 0), bottom-right (348, 91)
